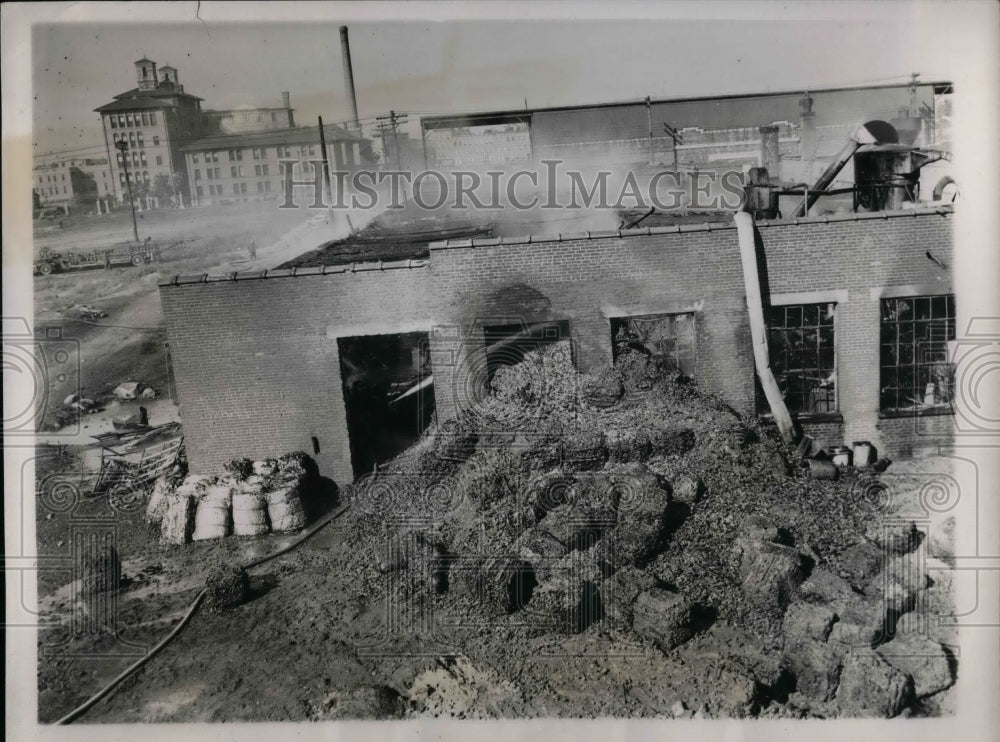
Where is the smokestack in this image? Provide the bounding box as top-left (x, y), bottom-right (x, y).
top-left (281, 91), bottom-right (290, 109)
top-left (339, 26), bottom-right (361, 132)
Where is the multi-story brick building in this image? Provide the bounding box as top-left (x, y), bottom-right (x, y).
top-left (180, 124), bottom-right (372, 206)
top-left (94, 59), bottom-right (300, 206)
top-left (95, 59), bottom-right (206, 205)
top-left (33, 155), bottom-right (114, 207)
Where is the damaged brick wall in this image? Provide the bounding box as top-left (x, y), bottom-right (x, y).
top-left (160, 209), bottom-right (953, 487)
top-left (160, 265), bottom-right (437, 482)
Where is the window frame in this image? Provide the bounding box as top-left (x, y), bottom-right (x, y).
top-left (755, 301), bottom-right (839, 419)
top-left (879, 294), bottom-right (956, 417)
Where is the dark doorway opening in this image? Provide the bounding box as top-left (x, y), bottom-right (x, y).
top-left (338, 332), bottom-right (435, 477)
top-left (482, 320), bottom-right (570, 385)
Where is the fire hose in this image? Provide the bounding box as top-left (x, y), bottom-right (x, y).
top-left (55, 500), bottom-right (352, 724)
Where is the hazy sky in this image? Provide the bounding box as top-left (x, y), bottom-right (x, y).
top-left (29, 5), bottom-right (968, 158)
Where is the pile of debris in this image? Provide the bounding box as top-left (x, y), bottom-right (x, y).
top-left (113, 381), bottom-right (157, 402)
top-left (41, 381), bottom-right (157, 432)
top-left (62, 304), bottom-right (108, 321)
top-left (338, 342), bottom-right (953, 718)
top-left (146, 452), bottom-right (319, 545)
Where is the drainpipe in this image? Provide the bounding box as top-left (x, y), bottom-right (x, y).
top-left (734, 210), bottom-right (796, 445)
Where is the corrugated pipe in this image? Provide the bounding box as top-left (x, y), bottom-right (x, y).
top-left (734, 210), bottom-right (796, 444)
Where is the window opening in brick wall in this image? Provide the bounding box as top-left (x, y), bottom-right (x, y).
top-left (482, 320), bottom-right (572, 385)
top-left (610, 312), bottom-right (697, 378)
top-left (337, 332), bottom-right (435, 477)
top-left (756, 303), bottom-right (837, 415)
top-left (880, 294), bottom-right (955, 413)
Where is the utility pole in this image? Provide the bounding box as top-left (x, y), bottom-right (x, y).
top-left (663, 124), bottom-right (684, 172)
top-left (375, 121), bottom-right (390, 168)
top-left (115, 140), bottom-right (139, 242)
top-left (318, 116), bottom-right (334, 209)
top-left (377, 111), bottom-right (408, 170)
top-left (646, 96), bottom-right (654, 165)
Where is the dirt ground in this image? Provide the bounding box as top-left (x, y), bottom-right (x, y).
top-left (32, 201), bottom-right (349, 434)
top-left (34, 438), bottom-right (960, 723)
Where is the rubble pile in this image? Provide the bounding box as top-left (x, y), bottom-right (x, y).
top-left (339, 342), bottom-right (955, 718)
top-left (147, 452), bottom-right (319, 544)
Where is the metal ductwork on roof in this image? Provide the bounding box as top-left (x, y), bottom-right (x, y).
top-left (790, 120), bottom-right (898, 218)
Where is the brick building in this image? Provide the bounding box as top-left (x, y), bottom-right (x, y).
top-left (179, 124), bottom-right (372, 206)
top-left (95, 59), bottom-right (206, 204)
top-left (33, 155), bottom-right (114, 207)
top-left (94, 59), bottom-right (300, 205)
top-left (160, 205), bottom-right (955, 487)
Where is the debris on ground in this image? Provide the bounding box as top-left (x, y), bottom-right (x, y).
top-left (34, 345), bottom-right (955, 723)
top-left (49, 395), bottom-right (104, 429)
top-left (204, 563), bottom-right (251, 613)
top-left (113, 381), bottom-right (157, 401)
top-left (333, 341), bottom-right (950, 718)
top-left (63, 304), bottom-right (108, 320)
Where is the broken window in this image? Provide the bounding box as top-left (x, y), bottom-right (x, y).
top-left (757, 303), bottom-right (836, 415)
top-left (610, 313), bottom-right (696, 377)
top-left (880, 295), bottom-right (955, 412)
top-left (338, 332), bottom-right (435, 477)
top-left (482, 320), bottom-right (571, 384)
